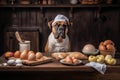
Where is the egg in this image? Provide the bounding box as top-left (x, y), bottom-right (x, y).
top-left (28, 51), bottom-right (34, 56)
top-left (16, 63), bottom-right (23, 67)
top-left (15, 59), bottom-right (22, 64)
top-left (2, 63), bottom-right (8, 66)
top-left (4, 51), bottom-right (14, 59)
top-left (7, 59), bottom-right (15, 66)
top-left (14, 50), bottom-right (21, 58)
top-left (73, 59), bottom-right (79, 64)
top-left (20, 50), bottom-right (28, 60)
top-left (28, 53), bottom-right (36, 61)
top-left (36, 52), bottom-right (43, 59)
top-left (65, 56), bottom-right (73, 64)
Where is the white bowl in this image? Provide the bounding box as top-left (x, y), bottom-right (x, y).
top-left (82, 49), bottom-right (99, 55)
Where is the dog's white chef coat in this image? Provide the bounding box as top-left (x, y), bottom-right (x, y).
top-left (48, 32), bottom-right (69, 52)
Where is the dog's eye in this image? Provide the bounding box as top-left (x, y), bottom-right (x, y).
top-left (54, 23), bottom-right (59, 26)
top-left (57, 24), bottom-right (60, 26)
top-left (63, 25), bottom-right (67, 27)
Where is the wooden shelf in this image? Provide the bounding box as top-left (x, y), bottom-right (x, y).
top-left (0, 4), bottom-right (120, 8)
top-left (6, 27), bottom-right (41, 32)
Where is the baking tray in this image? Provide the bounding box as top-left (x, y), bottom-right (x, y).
top-left (22, 58), bottom-right (53, 66)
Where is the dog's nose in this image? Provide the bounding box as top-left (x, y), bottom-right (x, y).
top-left (58, 26), bottom-right (65, 33)
top-left (59, 28), bottom-right (64, 31)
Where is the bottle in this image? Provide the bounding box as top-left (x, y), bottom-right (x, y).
top-left (70, 0), bottom-right (78, 4)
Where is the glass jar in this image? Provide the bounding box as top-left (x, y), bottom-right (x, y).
top-left (19, 40), bottom-right (30, 52)
top-left (70, 0), bottom-right (78, 4)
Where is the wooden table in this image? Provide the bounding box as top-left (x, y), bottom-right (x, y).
top-left (0, 61), bottom-right (120, 80)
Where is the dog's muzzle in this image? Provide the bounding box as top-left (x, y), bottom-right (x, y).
top-left (54, 25), bottom-right (66, 39)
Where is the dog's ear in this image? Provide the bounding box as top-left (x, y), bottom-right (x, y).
top-left (69, 22), bottom-right (73, 27)
top-left (66, 20), bottom-right (73, 27)
top-left (65, 21), bottom-right (72, 34)
top-left (48, 20), bottom-right (53, 29)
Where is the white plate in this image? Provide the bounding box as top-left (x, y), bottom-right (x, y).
top-left (60, 59), bottom-right (83, 66)
top-left (82, 49), bottom-right (99, 55)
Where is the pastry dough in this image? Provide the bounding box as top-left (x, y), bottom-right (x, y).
top-left (67, 52), bottom-right (88, 60)
top-left (51, 52), bottom-right (68, 60)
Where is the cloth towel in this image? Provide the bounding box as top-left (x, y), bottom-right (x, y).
top-left (85, 62), bottom-right (106, 74)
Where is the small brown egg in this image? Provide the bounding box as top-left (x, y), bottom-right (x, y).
top-left (28, 51), bottom-right (34, 56)
top-left (28, 53), bottom-right (36, 61)
top-left (14, 50), bottom-right (21, 58)
top-left (36, 52), bottom-right (43, 60)
top-left (4, 51), bottom-right (14, 59)
top-left (20, 50), bottom-right (28, 60)
top-left (65, 56), bottom-right (73, 64)
top-left (73, 59), bottom-right (79, 64)
top-left (66, 56), bottom-right (72, 60)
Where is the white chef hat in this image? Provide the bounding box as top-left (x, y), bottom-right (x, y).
top-left (52, 14), bottom-right (69, 25)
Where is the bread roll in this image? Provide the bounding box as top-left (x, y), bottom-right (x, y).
top-left (68, 52), bottom-right (88, 60)
top-left (51, 52), bottom-right (68, 60)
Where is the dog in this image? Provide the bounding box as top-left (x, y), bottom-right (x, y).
top-left (45, 14), bottom-right (71, 53)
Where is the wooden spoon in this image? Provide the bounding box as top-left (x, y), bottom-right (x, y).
top-left (15, 31), bottom-right (23, 43)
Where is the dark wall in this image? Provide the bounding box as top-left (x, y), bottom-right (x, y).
top-left (0, 6), bottom-right (120, 54)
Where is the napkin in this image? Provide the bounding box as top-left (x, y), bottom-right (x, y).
top-left (85, 62), bottom-right (106, 74)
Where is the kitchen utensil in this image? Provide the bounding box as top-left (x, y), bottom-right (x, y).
top-left (15, 31), bottom-right (23, 43)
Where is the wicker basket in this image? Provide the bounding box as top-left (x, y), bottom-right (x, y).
top-left (100, 50), bottom-right (115, 57)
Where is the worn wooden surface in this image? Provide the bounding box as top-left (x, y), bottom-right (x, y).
top-left (0, 3), bottom-right (120, 80)
top-left (0, 61), bottom-right (120, 80)
top-left (0, 51), bottom-right (120, 80)
top-left (0, 5), bottom-right (120, 54)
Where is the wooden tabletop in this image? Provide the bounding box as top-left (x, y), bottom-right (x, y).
top-left (0, 61), bottom-right (93, 71)
top-left (0, 55), bottom-right (120, 72)
top-left (0, 61), bottom-right (120, 72)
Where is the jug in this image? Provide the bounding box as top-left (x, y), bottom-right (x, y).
top-left (19, 40), bottom-right (30, 52)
